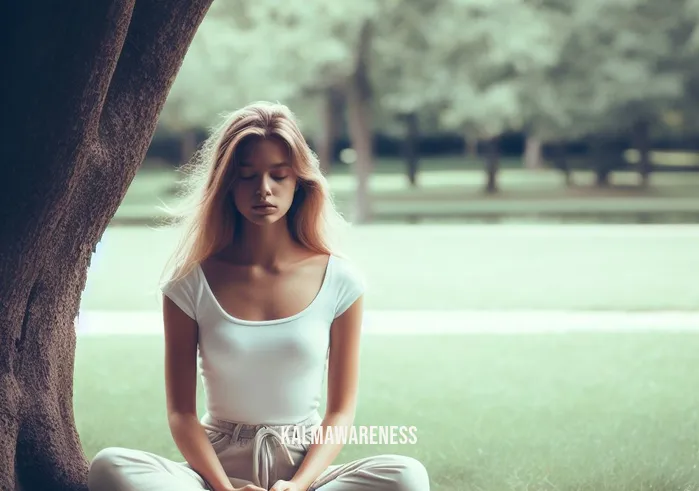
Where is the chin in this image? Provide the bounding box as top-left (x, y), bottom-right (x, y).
top-left (250, 216), bottom-right (281, 225)
top-left (242, 209), bottom-right (286, 225)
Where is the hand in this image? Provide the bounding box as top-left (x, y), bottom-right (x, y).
top-left (231, 486), bottom-right (266, 491)
top-left (269, 480), bottom-right (301, 491)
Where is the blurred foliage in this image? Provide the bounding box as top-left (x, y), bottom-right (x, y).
top-left (159, 0), bottom-right (699, 147)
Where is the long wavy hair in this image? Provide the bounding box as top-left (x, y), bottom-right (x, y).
top-left (156, 101), bottom-right (350, 289)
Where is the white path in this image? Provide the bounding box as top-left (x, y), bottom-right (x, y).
top-left (76, 310), bottom-right (699, 336)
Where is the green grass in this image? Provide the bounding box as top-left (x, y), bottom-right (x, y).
top-left (75, 332), bottom-right (699, 491)
top-left (80, 224), bottom-right (699, 312)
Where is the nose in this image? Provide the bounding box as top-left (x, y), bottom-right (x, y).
top-left (257, 174), bottom-right (272, 197)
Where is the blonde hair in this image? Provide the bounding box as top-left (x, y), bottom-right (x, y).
top-left (156, 101), bottom-right (350, 288)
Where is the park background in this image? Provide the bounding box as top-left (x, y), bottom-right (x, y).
top-left (75, 2), bottom-right (699, 490)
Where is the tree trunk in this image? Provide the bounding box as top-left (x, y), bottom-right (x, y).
top-left (524, 136), bottom-right (543, 170)
top-left (591, 138), bottom-right (611, 187)
top-left (403, 112), bottom-right (419, 187)
top-left (316, 87), bottom-right (343, 175)
top-left (552, 140), bottom-right (573, 187)
top-left (345, 20), bottom-right (374, 224)
top-left (633, 119), bottom-right (652, 187)
top-left (464, 133), bottom-right (478, 158)
top-left (0, 2), bottom-right (213, 490)
top-left (596, 167), bottom-right (611, 186)
top-left (484, 136), bottom-right (500, 193)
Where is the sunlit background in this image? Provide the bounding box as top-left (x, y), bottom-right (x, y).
top-left (75, 2), bottom-right (699, 490)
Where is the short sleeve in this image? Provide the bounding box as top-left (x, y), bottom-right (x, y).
top-left (161, 266), bottom-right (199, 320)
top-left (334, 257), bottom-right (366, 319)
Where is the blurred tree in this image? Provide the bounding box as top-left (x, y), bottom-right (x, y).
top-left (346, 17), bottom-right (376, 222)
top-left (515, 0), bottom-right (573, 175)
top-left (160, 6), bottom-right (292, 165)
top-left (375, 0), bottom-right (442, 187)
top-left (578, 0), bottom-right (686, 187)
top-left (159, 15), bottom-right (232, 166)
top-left (0, 1), bottom-right (212, 489)
top-left (679, 0), bottom-right (699, 133)
top-left (425, 0), bottom-right (559, 193)
top-left (514, 0), bottom-right (591, 185)
top-left (510, 0), bottom-right (691, 188)
top-left (156, 0), bottom-right (697, 195)
top-left (537, 0), bottom-right (687, 187)
top-left (315, 86), bottom-right (345, 174)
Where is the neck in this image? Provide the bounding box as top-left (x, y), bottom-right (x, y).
top-left (231, 216), bottom-right (297, 267)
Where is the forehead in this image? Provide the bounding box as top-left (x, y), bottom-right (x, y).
top-left (238, 138), bottom-right (290, 167)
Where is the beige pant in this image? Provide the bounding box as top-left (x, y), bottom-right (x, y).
top-left (87, 411), bottom-right (429, 490)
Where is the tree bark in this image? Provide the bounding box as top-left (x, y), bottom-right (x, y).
top-left (0, 2), bottom-right (213, 490)
top-left (524, 136), bottom-right (543, 170)
top-left (316, 87), bottom-right (343, 175)
top-left (403, 112), bottom-right (420, 187)
top-left (633, 119), bottom-right (652, 187)
top-left (345, 20), bottom-right (374, 224)
top-left (484, 136), bottom-right (500, 193)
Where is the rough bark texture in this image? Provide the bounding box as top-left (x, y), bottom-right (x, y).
top-left (345, 20), bottom-right (374, 224)
top-left (316, 87), bottom-right (343, 175)
top-left (484, 136), bottom-right (500, 194)
top-left (0, 1), bottom-right (213, 489)
top-left (402, 112), bottom-right (420, 187)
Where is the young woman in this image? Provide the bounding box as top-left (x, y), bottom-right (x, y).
top-left (87, 102), bottom-right (430, 491)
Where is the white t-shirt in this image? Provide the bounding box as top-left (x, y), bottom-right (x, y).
top-left (160, 254), bottom-right (365, 425)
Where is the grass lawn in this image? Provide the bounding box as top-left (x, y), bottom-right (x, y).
top-left (80, 224), bottom-right (699, 312)
top-left (76, 332), bottom-right (699, 491)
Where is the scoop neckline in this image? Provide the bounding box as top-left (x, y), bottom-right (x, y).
top-left (197, 254), bottom-right (334, 326)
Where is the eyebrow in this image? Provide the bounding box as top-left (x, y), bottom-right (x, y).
top-left (238, 162), bottom-right (290, 168)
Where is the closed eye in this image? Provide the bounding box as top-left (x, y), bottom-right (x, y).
top-left (237, 173), bottom-right (288, 181)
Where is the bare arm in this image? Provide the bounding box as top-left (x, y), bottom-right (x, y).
top-left (286, 295), bottom-right (364, 491)
top-left (163, 295), bottom-right (240, 491)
